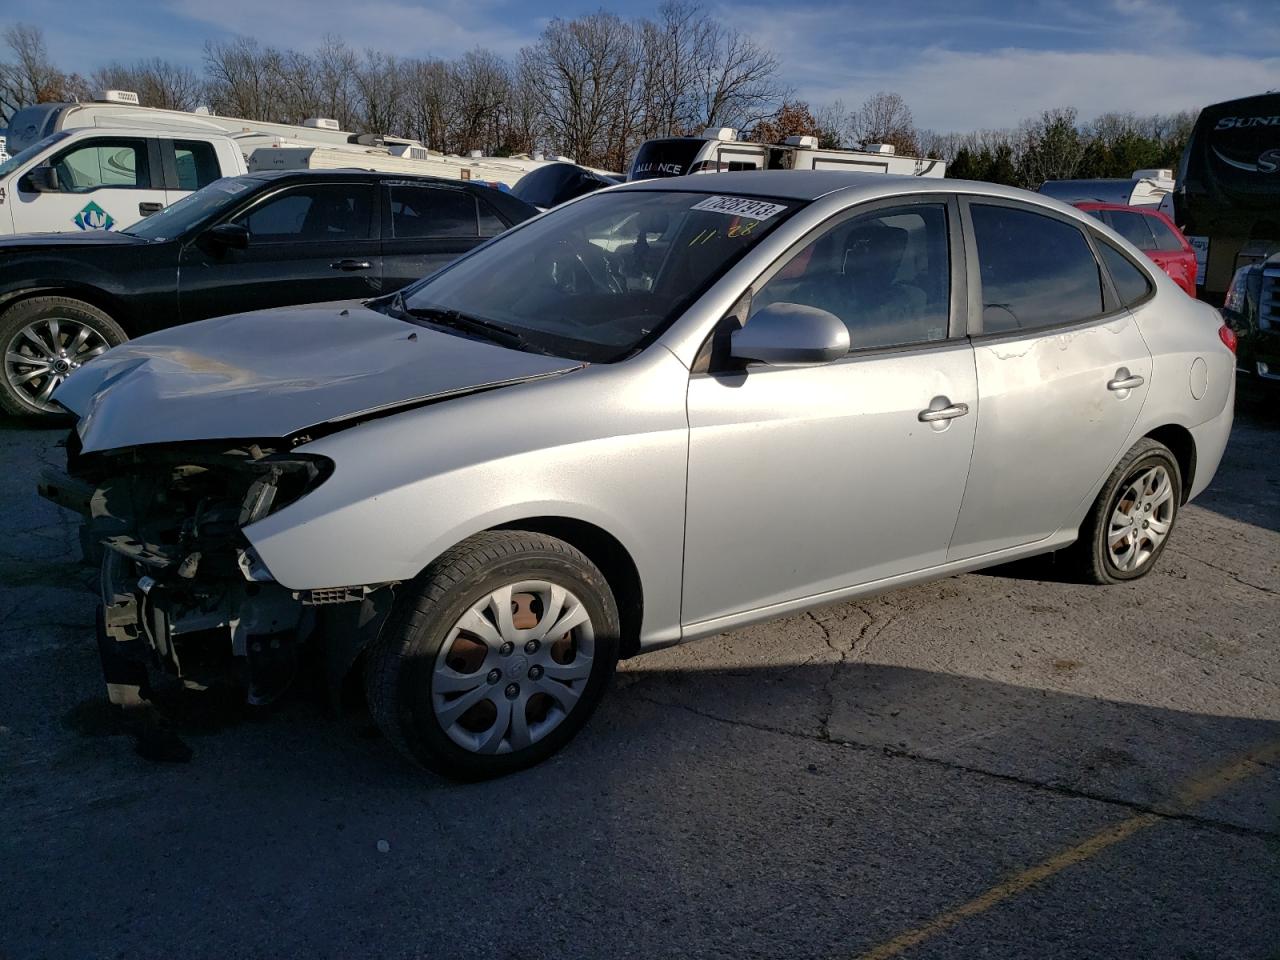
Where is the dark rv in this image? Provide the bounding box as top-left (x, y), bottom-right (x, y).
top-left (1174, 92), bottom-right (1280, 302)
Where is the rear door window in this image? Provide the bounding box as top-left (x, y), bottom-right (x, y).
top-left (1100, 209), bottom-right (1158, 251)
top-left (389, 185), bottom-right (478, 238)
top-left (969, 203), bottom-right (1105, 333)
top-left (173, 140), bottom-right (221, 191)
top-left (1145, 215), bottom-right (1186, 252)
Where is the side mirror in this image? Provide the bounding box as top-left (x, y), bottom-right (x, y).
top-left (730, 302), bottom-right (850, 366)
top-left (200, 222), bottom-right (251, 252)
top-left (20, 166), bottom-right (60, 194)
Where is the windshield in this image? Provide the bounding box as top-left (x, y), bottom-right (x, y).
top-left (0, 131), bottom-right (71, 179)
top-left (123, 176), bottom-right (259, 240)
top-left (394, 189), bottom-right (800, 362)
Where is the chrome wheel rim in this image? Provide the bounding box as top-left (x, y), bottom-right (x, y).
top-left (5, 317), bottom-right (108, 412)
top-left (1107, 464), bottom-right (1175, 572)
top-left (433, 580), bottom-right (595, 755)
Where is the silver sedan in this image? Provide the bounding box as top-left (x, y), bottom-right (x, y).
top-left (48, 172), bottom-right (1236, 779)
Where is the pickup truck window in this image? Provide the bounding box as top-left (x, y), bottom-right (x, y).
top-left (173, 140), bottom-right (221, 191)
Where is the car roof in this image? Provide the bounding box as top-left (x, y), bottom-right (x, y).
top-left (245, 169), bottom-right (478, 188)
top-left (614, 170), bottom-right (1060, 207)
top-left (1074, 201), bottom-right (1159, 213)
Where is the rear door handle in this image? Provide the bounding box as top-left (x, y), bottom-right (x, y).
top-left (918, 401), bottom-right (969, 422)
top-left (1107, 369), bottom-right (1145, 391)
top-left (330, 259), bottom-right (373, 271)
top-left (138, 201), bottom-right (163, 216)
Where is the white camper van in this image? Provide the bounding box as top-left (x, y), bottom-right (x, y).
top-left (629, 128), bottom-right (946, 181)
top-left (0, 125), bottom-right (245, 235)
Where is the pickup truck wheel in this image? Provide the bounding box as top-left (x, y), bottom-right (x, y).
top-left (365, 531), bottom-right (620, 780)
top-left (1067, 438), bottom-right (1182, 584)
top-left (0, 296), bottom-right (127, 418)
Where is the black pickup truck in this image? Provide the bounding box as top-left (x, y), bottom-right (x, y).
top-left (1221, 249), bottom-right (1280, 388)
top-left (0, 169), bottom-right (535, 416)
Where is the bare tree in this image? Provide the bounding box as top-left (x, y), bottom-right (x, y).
top-left (204, 37), bottom-right (281, 120)
top-left (522, 13), bottom-right (640, 169)
top-left (849, 91), bottom-right (918, 154)
top-left (691, 18), bottom-right (784, 132)
top-left (0, 23), bottom-right (86, 123)
top-left (91, 58), bottom-right (203, 111)
top-left (353, 49), bottom-right (405, 136)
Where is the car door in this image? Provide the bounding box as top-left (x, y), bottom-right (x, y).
top-left (178, 180), bottom-right (383, 321)
top-left (11, 135), bottom-right (166, 234)
top-left (947, 198), bottom-right (1153, 560)
top-left (381, 182), bottom-right (502, 291)
top-left (682, 197), bottom-right (978, 628)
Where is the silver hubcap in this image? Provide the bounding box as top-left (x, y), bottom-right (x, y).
top-left (1107, 465), bottom-right (1175, 572)
top-left (433, 581), bottom-right (594, 755)
top-left (5, 317), bottom-right (108, 412)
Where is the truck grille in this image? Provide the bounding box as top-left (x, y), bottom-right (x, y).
top-left (1262, 262), bottom-right (1280, 331)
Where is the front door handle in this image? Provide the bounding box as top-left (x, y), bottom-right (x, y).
top-left (918, 400), bottom-right (970, 422)
top-left (330, 259), bottom-right (373, 271)
top-left (138, 201), bottom-right (163, 216)
top-left (1107, 368), bottom-right (1145, 392)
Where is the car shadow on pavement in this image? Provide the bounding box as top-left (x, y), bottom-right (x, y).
top-left (3, 651), bottom-right (1277, 959)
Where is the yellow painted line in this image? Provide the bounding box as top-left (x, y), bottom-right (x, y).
top-left (856, 740), bottom-right (1280, 960)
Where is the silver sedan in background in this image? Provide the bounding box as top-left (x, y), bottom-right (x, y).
top-left (45, 171), bottom-right (1236, 779)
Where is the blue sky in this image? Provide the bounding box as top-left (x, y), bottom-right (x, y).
top-left (6, 0), bottom-right (1278, 130)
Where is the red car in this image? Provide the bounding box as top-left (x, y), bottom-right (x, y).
top-left (1075, 202), bottom-right (1198, 297)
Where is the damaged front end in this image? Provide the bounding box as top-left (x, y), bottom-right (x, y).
top-left (41, 434), bottom-right (394, 709)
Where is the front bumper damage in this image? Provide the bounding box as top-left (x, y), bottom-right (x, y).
top-left (41, 435), bottom-right (395, 711)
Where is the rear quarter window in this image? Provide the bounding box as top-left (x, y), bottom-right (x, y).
top-left (1096, 239), bottom-right (1154, 307)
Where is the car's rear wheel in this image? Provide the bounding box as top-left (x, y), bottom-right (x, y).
top-left (1068, 438), bottom-right (1182, 584)
top-left (0, 296), bottom-right (127, 417)
top-left (365, 530), bottom-right (619, 780)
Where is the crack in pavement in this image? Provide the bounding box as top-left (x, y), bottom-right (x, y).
top-left (812, 601), bottom-right (899, 745)
top-left (630, 690), bottom-right (1280, 843)
top-left (1174, 548), bottom-right (1277, 596)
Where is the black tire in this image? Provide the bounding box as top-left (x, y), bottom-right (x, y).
top-left (365, 530), bottom-right (620, 780)
top-left (1066, 438), bottom-right (1182, 585)
top-left (0, 295), bottom-right (127, 418)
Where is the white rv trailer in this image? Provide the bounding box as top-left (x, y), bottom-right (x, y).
top-left (246, 143), bottom-right (534, 188)
top-left (4, 91), bottom-right (365, 156)
top-left (6, 92), bottom-right (543, 188)
top-left (629, 128), bottom-right (947, 181)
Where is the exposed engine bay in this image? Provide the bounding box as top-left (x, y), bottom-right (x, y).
top-left (41, 434), bottom-right (393, 711)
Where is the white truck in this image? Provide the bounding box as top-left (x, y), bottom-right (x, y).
top-left (6, 91), bottom-right (545, 198)
top-left (0, 125), bottom-right (246, 235)
top-left (629, 128), bottom-right (947, 181)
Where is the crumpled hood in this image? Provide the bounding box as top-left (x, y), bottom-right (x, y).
top-left (56, 301), bottom-right (584, 453)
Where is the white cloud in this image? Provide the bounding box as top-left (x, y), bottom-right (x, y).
top-left (162, 0), bottom-right (538, 58)
top-left (799, 47), bottom-right (1280, 130)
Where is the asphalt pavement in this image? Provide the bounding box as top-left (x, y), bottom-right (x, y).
top-left (1, 387), bottom-right (1276, 960)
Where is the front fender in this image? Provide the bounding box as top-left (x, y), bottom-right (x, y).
top-left (245, 348), bottom-right (691, 648)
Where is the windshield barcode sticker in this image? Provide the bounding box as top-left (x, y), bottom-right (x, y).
top-left (690, 196), bottom-right (788, 220)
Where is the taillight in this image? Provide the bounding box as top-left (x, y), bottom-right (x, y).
top-left (1218, 323), bottom-right (1238, 354)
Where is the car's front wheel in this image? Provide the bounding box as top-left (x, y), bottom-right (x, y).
top-left (0, 296), bottom-right (127, 417)
top-left (365, 531), bottom-right (620, 780)
top-left (1068, 437), bottom-right (1182, 584)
